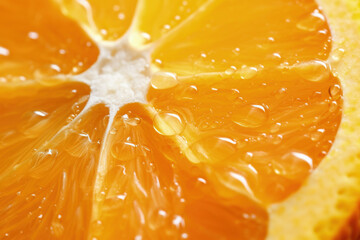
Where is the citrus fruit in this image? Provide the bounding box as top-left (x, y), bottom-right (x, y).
top-left (0, 0), bottom-right (359, 239)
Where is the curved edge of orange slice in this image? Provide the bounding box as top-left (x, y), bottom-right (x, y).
top-left (267, 0), bottom-right (360, 239)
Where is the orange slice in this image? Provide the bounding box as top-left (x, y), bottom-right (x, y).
top-left (0, 0), bottom-right (359, 239)
top-left (0, 0), bottom-right (99, 81)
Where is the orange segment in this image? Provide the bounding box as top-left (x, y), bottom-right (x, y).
top-left (91, 103), bottom-right (267, 240)
top-left (56, 0), bottom-right (138, 40)
top-left (0, 0), bottom-right (99, 82)
top-left (0, 102), bottom-right (109, 239)
top-left (147, 66), bottom-right (342, 203)
top-left (151, 0), bottom-right (331, 74)
top-left (0, 0), bottom-right (353, 239)
top-left (0, 80), bottom-right (90, 183)
top-left (130, 0), bottom-right (209, 47)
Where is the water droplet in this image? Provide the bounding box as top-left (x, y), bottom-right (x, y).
top-left (124, 117), bottom-right (141, 126)
top-left (141, 32), bottom-right (151, 44)
top-left (0, 46), bottom-right (10, 56)
top-left (189, 135), bottom-right (237, 163)
top-left (151, 72), bottom-right (178, 90)
top-left (225, 66), bottom-right (237, 75)
top-left (148, 209), bottom-right (169, 230)
top-left (329, 100), bottom-right (338, 112)
top-left (51, 221), bottom-right (64, 237)
top-left (296, 10), bottom-right (325, 31)
top-left (226, 88), bottom-right (240, 101)
top-left (153, 58), bottom-right (163, 68)
top-left (310, 128), bottom-right (325, 141)
top-left (329, 84), bottom-right (341, 99)
top-left (111, 141), bottom-right (136, 162)
top-left (91, 220), bottom-right (104, 235)
top-left (28, 31), bottom-right (39, 40)
top-left (293, 60), bottom-right (330, 82)
top-left (244, 152), bottom-right (253, 161)
top-left (197, 177), bottom-right (207, 184)
top-left (331, 48), bottom-right (345, 62)
top-left (234, 66), bottom-right (258, 79)
top-left (118, 13), bottom-right (125, 20)
top-left (181, 85), bottom-right (198, 100)
top-left (153, 112), bottom-right (185, 136)
top-left (181, 233), bottom-right (189, 239)
top-left (232, 47), bottom-right (241, 56)
top-left (172, 215), bottom-right (184, 228)
top-left (232, 105), bottom-right (268, 128)
top-left (270, 122), bottom-right (282, 133)
top-left (20, 110), bottom-right (50, 137)
top-left (100, 29), bottom-right (108, 36)
top-left (275, 152), bottom-right (313, 179)
top-left (272, 53), bottom-right (282, 60)
top-left (269, 134), bottom-right (283, 144)
top-left (275, 88), bottom-right (287, 99)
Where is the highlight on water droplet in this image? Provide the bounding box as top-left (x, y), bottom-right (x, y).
top-left (292, 60), bottom-right (330, 82)
top-left (269, 134), bottom-right (283, 145)
top-left (225, 66), bottom-right (237, 75)
top-left (274, 152), bottom-right (313, 180)
top-left (310, 128), bottom-right (325, 141)
top-left (296, 9), bottom-right (325, 32)
top-left (124, 117), bottom-right (142, 126)
top-left (141, 32), bottom-right (151, 43)
top-left (153, 112), bottom-right (185, 136)
top-left (331, 48), bottom-right (345, 62)
top-left (111, 140), bottom-right (137, 162)
top-left (189, 135), bottom-right (237, 163)
top-left (232, 105), bottom-right (268, 128)
top-left (0, 46), bottom-right (10, 56)
top-left (270, 122), bottom-right (282, 133)
top-left (181, 85), bottom-right (198, 100)
top-left (234, 65), bottom-right (258, 80)
top-left (151, 72), bottom-right (178, 90)
top-left (329, 84), bottom-right (341, 99)
top-left (329, 100), bottom-right (338, 112)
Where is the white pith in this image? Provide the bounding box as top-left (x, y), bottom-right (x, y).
top-left (73, 36), bottom-right (152, 112)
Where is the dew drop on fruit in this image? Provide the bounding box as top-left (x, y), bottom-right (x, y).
top-left (141, 32), bottom-right (152, 44)
top-left (28, 31), bottom-right (39, 40)
top-left (269, 134), bottom-right (283, 144)
top-left (153, 112), bottom-right (185, 136)
top-left (310, 128), bottom-right (325, 141)
top-left (50, 221), bottom-right (64, 237)
top-left (151, 72), bottom-right (178, 90)
top-left (124, 117), bottom-right (141, 126)
top-left (296, 10), bottom-right (325, 32)
top-left (0, 46), bottom-right (9, 56)
top-left (293, 60), bottom-right (330, 82)
top-left (331, 48), bottom-right (345, 62)
top-left (234, 66), bottom-right (258, 79)
top-left (148, 209), bottom-right (169, 230)
top-left (329, 84), bottom-right (341, 99)
top-left (181, 85), bottom-right (198, 100)
top-left (270, 122), bottom-right (281, 133)
top-left (275, 152), bottom-right (313, 180)
top-left (329, 100), bottom-right (338, 112)
top-left (232, 105), bottom-right (268, 128)
top-left (21, 110), bottom-right (50, 137)
top-left (225, 66), bottom-right (237, 75)
top-left (111, 141), bottom-right (136, 162)
top-left (189, 135), bottom-right (237, 163)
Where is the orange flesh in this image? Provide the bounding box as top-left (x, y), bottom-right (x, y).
top-left (0, 0), bottom-right (342, 239)
top-left (0, 0), bottom-right (99, 82)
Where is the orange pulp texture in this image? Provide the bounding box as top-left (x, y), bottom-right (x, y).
top-left (0, 0), bottom-right (342, 239)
